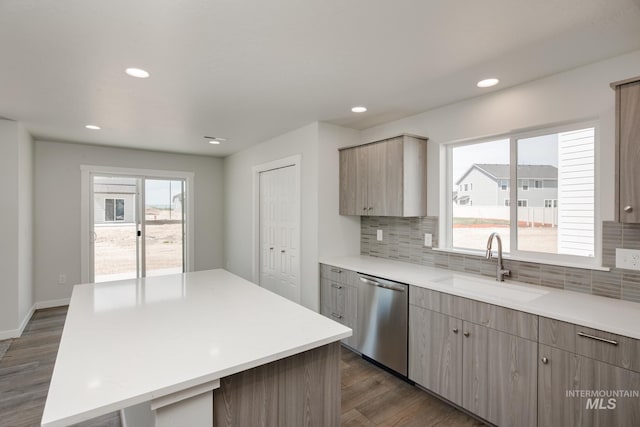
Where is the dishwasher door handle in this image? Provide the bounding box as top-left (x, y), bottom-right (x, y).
top-left (359, 276), bottom-right (406, 292)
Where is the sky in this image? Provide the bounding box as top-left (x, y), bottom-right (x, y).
top-left (145, 180), bottom-right (184, 207)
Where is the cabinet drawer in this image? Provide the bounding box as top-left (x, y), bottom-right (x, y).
top-left (409, 286), bottom-right (441, 311)
top-left (575, 326), bottom-right (640, 373)
top-left (442, 294), bottom-right (538, 340)
top-left (539, 317), bottom-right (576, 353)
top-left (320, 264), bottom-right (349, 284)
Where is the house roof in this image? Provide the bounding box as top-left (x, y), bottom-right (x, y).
top-left (456, 164), bottom-right (557, 185)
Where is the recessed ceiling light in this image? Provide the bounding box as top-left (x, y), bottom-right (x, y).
top-left (477, 78), bottom-right (499, 88)
top-left (351, 106), bottom-right (367, 113)
top-left (85, 124), bottom-right (101, 130)
top-left (125, 68), bottom-right (150, 78)
top-left (204, 136), bottom-right (226, 144)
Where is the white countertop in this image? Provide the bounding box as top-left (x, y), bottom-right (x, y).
top-left (41, 269), bottom-right (351, 427)
top-left (321, 255), bottom-right (640, 340)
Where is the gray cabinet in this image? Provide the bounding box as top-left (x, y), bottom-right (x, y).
top-left (409, 305), bottom-right (463, 405)
top-left (409, 286), bottom-right (537, 427)
top-left (339, 134), bottom-right (428, 217)
top-left (538, 317), bottom-right (640, 427)
top-left (462, 322), bottom-right (537, 427)
top-left (613, 77), bottom-right (640, 222)
top-left (319, 265), bottom-right (358, 348)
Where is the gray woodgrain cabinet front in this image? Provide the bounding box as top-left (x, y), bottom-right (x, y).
top-left (538, 317), bottom-right (640, 427)
top-left (409, 305), bottom-right (463, 405)
top-left (409, 286), bottom-right (537, 427)
top-left (319, 264), bottom-right (358, 349)
top-left (339, 134), bottom-right (428, 217)
top-left (614, 78), bottom-right (640, 222)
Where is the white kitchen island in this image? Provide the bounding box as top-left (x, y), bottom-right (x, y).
top-left (41, 269), bottom-right (351, 427)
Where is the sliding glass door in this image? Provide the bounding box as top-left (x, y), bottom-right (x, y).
top-left (91, 174), bottom-right (186, 283)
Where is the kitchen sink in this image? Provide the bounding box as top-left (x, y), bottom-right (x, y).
top-left (433, 275), bottom-right (549, 303)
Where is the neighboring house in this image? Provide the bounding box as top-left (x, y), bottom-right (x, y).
top-left (455, 164), bottom-right (558, 207)
top-left (93, 177), bottom-right (137, 224)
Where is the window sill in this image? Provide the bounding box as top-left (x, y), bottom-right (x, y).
top-left (431, 247), bottom-right (610, 272)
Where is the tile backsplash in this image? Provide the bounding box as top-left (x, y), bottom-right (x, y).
top-left (361, 217), bottom-right (640, 304)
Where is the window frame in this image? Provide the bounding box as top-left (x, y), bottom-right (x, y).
top-left (442, 120), bottom-right (601, 268)
top-left (105, 197), bottom-right (125, 222)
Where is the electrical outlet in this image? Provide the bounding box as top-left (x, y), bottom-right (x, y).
top-left (58, 273), bottom-right (67, 285)
top-left (377, 230), bottom-right (383, 241)
top-left (424, 233), bottom-right (433, 247)
top-left (616, 248), bottom-right (640, 270)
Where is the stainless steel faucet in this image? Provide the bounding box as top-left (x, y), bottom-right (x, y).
top-left (486, 232), bottom-right (510, 282)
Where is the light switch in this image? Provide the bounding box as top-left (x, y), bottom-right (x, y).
top-left (377, 230), bottom-right (383, 241)
top-left (424, 233), bottom-right (433, 247)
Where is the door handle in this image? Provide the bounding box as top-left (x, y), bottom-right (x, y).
top-left (359, 276), bottom-right (405, 292)
top-left (577, 332), bottom-right (618, 346)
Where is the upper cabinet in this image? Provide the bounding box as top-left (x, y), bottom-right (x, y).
top-left (339, 134), bottom-right (428, 216)
top-left (613, 77), bottom-right (640, 223)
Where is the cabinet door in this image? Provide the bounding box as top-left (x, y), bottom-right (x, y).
top-left (539, 344), bottom-right (640, 427)
top-left (339, 147), bottom-right (362, 215)
top-left (618, 80), bottom-right (640, 222)
top-left (538, 344), bottom-right (582, 427)
top-left (409, 306), bottom-right (462, 405)
top-left (462, 322), bottom-right (537, 427)
top-left (367, 138), bottom-right (404, 216)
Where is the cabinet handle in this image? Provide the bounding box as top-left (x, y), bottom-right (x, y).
top-left (281, 250), bottom-right (286, 253)
top-left (368, 207), bottom-right (373, 211)
top-left (624, 205), bottom-right (633, 213)
top-left (541, 357), bottom-right (549, 364)
top-left (269, 247), bottom-right (274, 250)
top-left (577, 332), bottom-right (618, 346)
top-left (452, 328), bottom-right (459, 334)
top-left (362, 207), bottom-right (367, 211)
top-left (331, 284), bottom-right (343, 289)
top-left (463, 331), bottom-right (470, 337)
top-left (330, 313), bottom-right (343, 320)
top-left (330, 268), bottom-right (342, 273)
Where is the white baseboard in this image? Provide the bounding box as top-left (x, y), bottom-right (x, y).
top-left (0, 298), bottom-right (70, 340)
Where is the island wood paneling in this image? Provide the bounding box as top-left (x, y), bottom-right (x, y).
top-left (213, 342), bottom-right (341, 427)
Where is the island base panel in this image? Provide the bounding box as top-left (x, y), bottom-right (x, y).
top-left (214, 342), bottom-right (341, 427)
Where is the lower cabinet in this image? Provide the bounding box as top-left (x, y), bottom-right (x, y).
top-left (320, 275), bottom-right (358, 349)
top-left (462, 322), bottom-right (537, 427)
top-left (409, 306), bottom-right (463, 405)
top-left (538, 344), bottom-right (640, 427)
top-left (410, 300), bottom-right (537, 427)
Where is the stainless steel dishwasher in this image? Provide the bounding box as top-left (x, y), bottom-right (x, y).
top-left (356, 273), bottom-right (408, 376)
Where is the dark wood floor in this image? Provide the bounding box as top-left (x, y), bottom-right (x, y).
top-left (1, 307), bottom-right (483, 427)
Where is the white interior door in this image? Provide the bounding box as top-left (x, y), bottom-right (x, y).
top-left (259, 165), bottom-right (300, 303)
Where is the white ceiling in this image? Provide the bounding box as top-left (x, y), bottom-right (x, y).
top-left (1, 0), bottom-right (640, 157)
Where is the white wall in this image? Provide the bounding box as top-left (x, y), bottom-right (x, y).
top-left (34, 141), bottom-right (224, 303)
top-left (0, 119), bottom-right (34, 337)
top-left (224, 122), bottom-right (360, 312)
top-left (0, 120), bottom-right (21, 334)
top-left (317, 123), bottom-right (361, 258)
top-left (360, 49), bottom-right (640, 223)
top-left (18, 124), bottom-right (34, 325)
